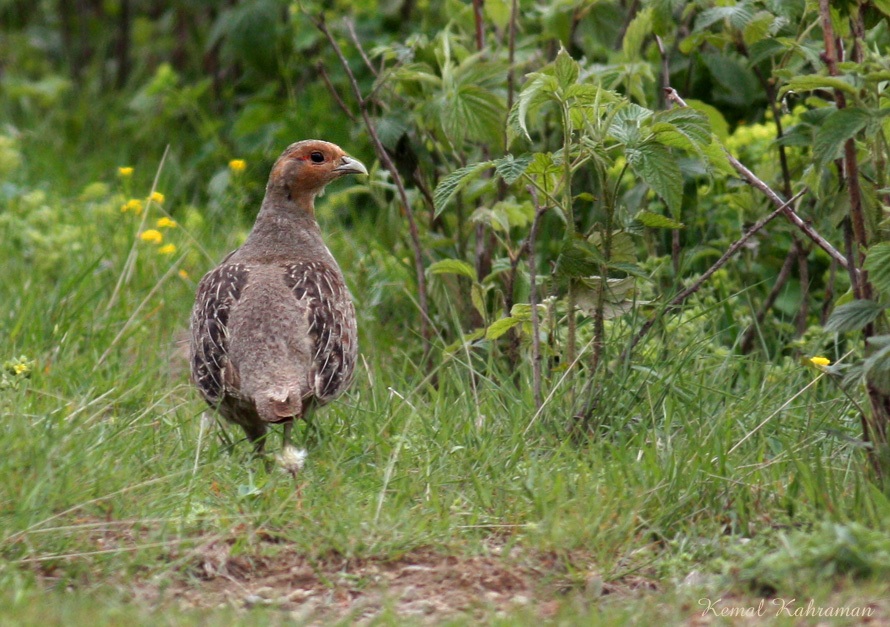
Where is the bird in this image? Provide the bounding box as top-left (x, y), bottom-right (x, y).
top-left (189, 140), bottom-right (367, 472)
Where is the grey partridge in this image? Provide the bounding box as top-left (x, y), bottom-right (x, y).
top-left (189, 140), bottom-right (367, 467)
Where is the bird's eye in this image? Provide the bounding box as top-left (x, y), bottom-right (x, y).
top-left (310, 151), bottom-right (325, 163)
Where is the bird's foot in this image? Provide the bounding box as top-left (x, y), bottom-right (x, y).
top-left (275, 444), bottom-right (307, 477)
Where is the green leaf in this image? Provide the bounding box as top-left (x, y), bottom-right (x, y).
top-left (684, 99), bottom-right (729, 140)
top-left (627, 142), bottom-right (683, 214)
top-left (440, 84), bottom-right (506, 146)
top-left (433, 161), bottom-right (494, 216)
top-left (825, 299), bottom-right (887, 333)
top-left (636, 210), bottom-right (685, 229)
top-left (494, 154), bottom-right (532, 184)
top-left (865, 336), bottom-right (890, 394)
top-left (655, 108), bottom-right (711, 145)
top-left (813, 108), bottom-right (870, 170)
top-left (427, 259), bottom-right (478, 281)
top-left (485, 316), bottom-right (520, 340)
top-left (779, 75), bottom-right (858, 98)
top-left (694, 2), bottom-right (755, 32)
top-left (622, 7), bottom-right (653, 61)
top-left (554, 48), bottom-right (580, 90)
top-left (865, 243), bottom-right (890, 298)
top-left (509, 74), bottom-right (558, 142)
top-left (556, 237), bottom-right (605, 278)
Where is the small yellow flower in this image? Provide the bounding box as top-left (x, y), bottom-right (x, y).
top-left (118, 166), bottom-right (134, 178)
top-left (121, 199), bottom-right (144, 214)
top-left (149, 191), bottom-right (165, 204)
top-left (229, 159), bottom-right (247, 174)
top-left (156, 217), bottom-right (177, 228)
top-left (158, 243), bottom-right (176, 255)
top-left (13, 363), bottom-right (29, 375)
top-left (178, 269), bottom-right (190, 280)
top-left (809, 356), bottom-right (831, 367)
top-left (139, 229), bottom-right (163, 244)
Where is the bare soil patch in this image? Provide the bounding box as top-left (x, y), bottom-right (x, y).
top-left (134, 536), bottom-right (658, 624)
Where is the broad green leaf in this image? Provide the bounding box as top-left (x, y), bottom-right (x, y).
top-left (825, 299), bottom-right (887, 333)
top-left (622, 7), bottom-right (653, 61)
top-left (471, 283), bottom-right (486, 321)
top-left (694, 2), bottom-right (755, 32)
top-left (655, 108), bottom-right (711, 145)
top-left (554, 48), bottom-right (580, 90)
top-left (433, 161), bottom-right (494, 216)
top-left (556, 237), bottom-right (606, 278)
top-left (637, 210), bottom-right (685, 229)
top-left (813, 108), bottom-right (870, 170)
top-left (743, 10), bottom-right (779, 47)
top-left (427, 259), bottom-right (478, 281)
top-left (864, 242), bottom-right (890, 298)
top-left (494, 154), bottom-right (532, 184)
top-left (627, 142), bottom-right (683, 214)
top-left (485, 316), bottom-right (520, 340)
top-left (509, 74), bottom-right (558, 142)
top-left (440, 84), bottom-right (505, 145)
top-left (684, 99), bottom-right (729, 140)
top-left (779, 75), bottom-right (858, 98)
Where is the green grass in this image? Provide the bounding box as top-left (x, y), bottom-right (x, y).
top-left (2, 148), bottom-right (890, 624)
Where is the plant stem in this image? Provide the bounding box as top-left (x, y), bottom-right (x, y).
top-left (316, 15), bottom-right (433, 365)
top-left (527, 186), bottom-right (547, 411)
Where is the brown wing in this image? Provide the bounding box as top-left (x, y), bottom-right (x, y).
top-left (189, 262), bottom-right (250, 404)
top-left (283, 261), bottom-right (357, 402)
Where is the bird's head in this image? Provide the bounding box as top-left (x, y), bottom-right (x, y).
top-left (267, 140), bottom-right (368, 212)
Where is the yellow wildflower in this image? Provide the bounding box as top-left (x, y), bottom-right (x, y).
top-left (121, 199), bottom-right (144, 214)
top-left (149, 191), bottom-right (165, 204)
top-left (229, 159), bottom-right (247, 174)
top-left (809, 356), bottom-right (831, 367)
top-left (118, 166), bottom-right (134, 178)
top-left (13, 363), bottom-right (29, 375)
top-left (139, 229), bottom-right (163, 244)
top-left (156, 217), bottom-right (177, 228)
top-left (158, 243), bottom-right (176, 255)
top-left (178, 269), bottom-right (190, 280)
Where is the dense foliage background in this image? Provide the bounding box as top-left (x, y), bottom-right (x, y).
top-left (3, 0), bottom-right (890, 622)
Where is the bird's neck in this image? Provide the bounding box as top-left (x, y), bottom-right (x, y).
top-left (236, 196), bottom-right (327, 261)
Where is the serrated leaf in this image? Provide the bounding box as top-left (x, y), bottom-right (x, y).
top-left (433, 161), bottom-right (494, 216)
top-left (485, 316), bottom-right (521, 340)
top-left (510, 74), bottom-right (558, 142)
top-left (814, 108), bottom-right (870, 170)
top-left (865, 243), bottom-right (890, 298)
top-left (637, 210), bottom-right (685, 229)
top-left (684, 99), bottom-right (729, 140)
top-left (494, 153), bottom-right (532, 184)
top-left (825, 299), bottom-right (887, 333)
top-left (694, 2), bottom-right (755, 32)
top-left (554, 48), bottom-right (579, 90)
top-left (440, 84), bottom-right (506, 145)
top-left (427, 259), bottom-right (478, 281)
top-left (556, 237), bottom-right (606, 278)
top-left (779, 75), bottom-right (858, 98)
top-left (627, 142), bottom-right (683, 214)
top-left (622, 7), bottom-right (653, 61)
top-left (655, 108), bottom-right (711, 145)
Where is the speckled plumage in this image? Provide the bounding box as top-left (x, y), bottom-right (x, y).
top-left (189, 140), bottom-right (366, 453)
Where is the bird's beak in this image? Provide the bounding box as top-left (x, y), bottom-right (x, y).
top-left (333, 155), bottom-right (368, 176)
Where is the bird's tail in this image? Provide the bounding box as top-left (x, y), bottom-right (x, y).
top-left (255, 388), bottom-right (302, 423)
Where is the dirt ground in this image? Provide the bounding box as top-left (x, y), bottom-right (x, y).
top-left (132, 535), bottom-right (659, 624)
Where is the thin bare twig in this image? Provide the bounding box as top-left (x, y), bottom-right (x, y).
top-left (316, 61), bottom-right (357, 123)
top-left (315, 15), bottom-right (432, 362)
top-left (621, 189), bottom-right (807, 362)
top-left (664, 87), bottom-right (849, 272)
top-left (345, 19), bottom-right (378, 78)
